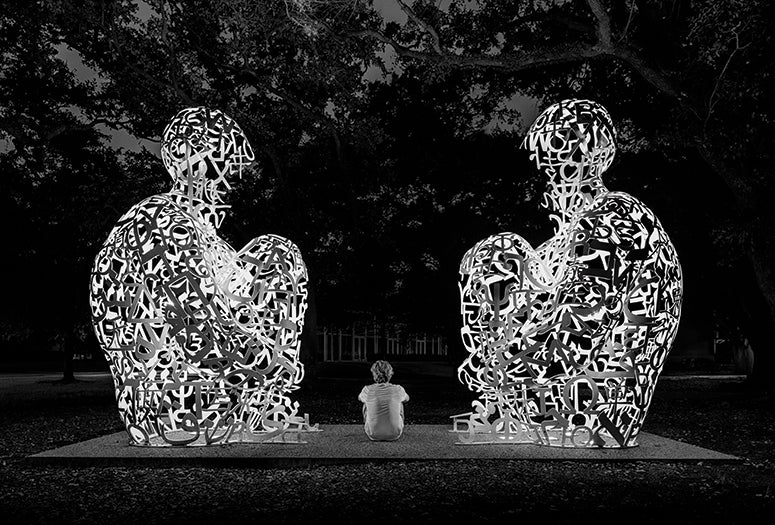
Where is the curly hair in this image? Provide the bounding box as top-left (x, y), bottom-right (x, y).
top-left (370, 360), bottom-right (394, 384)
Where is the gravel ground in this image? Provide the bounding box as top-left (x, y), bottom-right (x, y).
top-left (1, 369), bottom-right (773, 523)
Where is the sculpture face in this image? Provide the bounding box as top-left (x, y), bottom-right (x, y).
top-left (523, 99), bottom-right (616, 225)
top-left (457, 99), bottom-right (682, 447)
top-left (90, 107), bottom-right (310, 446)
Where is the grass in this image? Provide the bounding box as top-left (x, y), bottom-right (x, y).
top-left (0, 363), bottom-right (773, 523)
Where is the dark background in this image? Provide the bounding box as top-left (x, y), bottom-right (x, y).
top-left (1, 0), bottom-right (773, 387)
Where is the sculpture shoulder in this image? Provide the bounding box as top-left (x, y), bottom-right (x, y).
top-left (460, 232), bottom-right (534, 275)
top-left (574, 190), bottom-right (679, 272)
top-left (584, 191), bottom-right (659, 228)
top-left (117, 194), bottom-right (195, 228)
top-left (247, 233), bottom-right (304, 265)
top-left (101, 194), bottom-right (202, 255)
top-left (252, 233), bottom-right (303, 254)
top-left (577, 191), bottom-right (669, 246)
top-left (241, 233), bottom-right (307, 273)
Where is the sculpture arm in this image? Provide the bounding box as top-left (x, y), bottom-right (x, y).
top-left (216, 235), bottom-right (308, 332)
top-left (458, 232), bottom-right (555, 391)
top-left (212, 234), bottom-right (309, 384)
top-left (547, 192), bottom-right (680, 375)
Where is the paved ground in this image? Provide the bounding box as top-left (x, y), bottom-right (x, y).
top-left (29, 425), bottom-right (739, 467)
top-left (1, 366), bottom-right (773, 522)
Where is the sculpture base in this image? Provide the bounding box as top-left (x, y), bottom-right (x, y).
top-left (126, 413), bottom-right (320, 447)
top-left (131, 428), bottom-right (322, 447)
top-left (27, 425), bottom-right (739, 466)
top-left (450, 410), bottom-right (638, 448)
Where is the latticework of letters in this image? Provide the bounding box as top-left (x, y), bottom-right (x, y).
top-left (456, 99), bottom-right (683, 448)
top-left (90, 107), bottom-right (312, 446)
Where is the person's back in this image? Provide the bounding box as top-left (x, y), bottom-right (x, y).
top-left (358, 361), bottom-right (409, 441)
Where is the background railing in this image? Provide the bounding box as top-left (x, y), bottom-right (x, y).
top-left (320, 326), bottom-right (447, 362)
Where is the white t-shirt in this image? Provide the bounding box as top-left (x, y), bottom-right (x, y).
top-left (358, 383), bottom-right (410, 441)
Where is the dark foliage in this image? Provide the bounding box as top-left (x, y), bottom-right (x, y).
top-left (1, 1), bottom-right (774, 382)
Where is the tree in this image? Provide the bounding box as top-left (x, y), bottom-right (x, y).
top-left (313, 0), bottom-right (775, 386)
top-left (0, 1), bottom-right (153, 379)
top-left (3, 0), bottom-right (772, 387)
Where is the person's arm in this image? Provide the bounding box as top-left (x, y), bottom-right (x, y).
top-left (400, 385), bottom-right (409, 402)
top-left (358, 386), bottom-right (369, 403)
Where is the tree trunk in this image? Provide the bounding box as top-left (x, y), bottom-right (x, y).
top-left (62, 330), bottom-right (75, 383)
top-left (745, 228), bottom-right (775, 390)
top-left (696, 141), bottom-right (775, 390)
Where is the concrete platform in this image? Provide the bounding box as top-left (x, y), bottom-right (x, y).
top-left (28, 425), bottom-right (740, 467)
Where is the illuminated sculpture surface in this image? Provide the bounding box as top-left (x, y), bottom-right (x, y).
top-left (455, 99), bottom-right (682, 447)
top-left (90, 107), bottom-right (312, 446)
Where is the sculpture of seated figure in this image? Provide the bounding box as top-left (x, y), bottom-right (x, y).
top-left (456, 99), bottom-right (683, 447)
top-left (89, 107), bottom-right (311, 446)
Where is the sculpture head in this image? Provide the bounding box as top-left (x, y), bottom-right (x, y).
top-left (161, 107), bottom-right (256, 228)
top-left (522, 99), bottom-right (616, 224)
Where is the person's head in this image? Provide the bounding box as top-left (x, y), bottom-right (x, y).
top-left (370, 360), bottom-right (394, 384)
top-left (161, 106), bottom-right (256, 227)
top-left (521, 99), bottom-right (616, 222)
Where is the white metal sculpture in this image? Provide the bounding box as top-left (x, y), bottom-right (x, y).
top-left (90, 107), bottom-right (315, 446)
top-left (454, 99), bottom-right (682, 447)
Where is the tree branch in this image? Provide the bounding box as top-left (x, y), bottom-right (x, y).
top-left (237, 67), bottom-right (344, 166)
top-left (607, 46), bottom-right (685, 103)
top-left (156, 1), bottom-right (193, 106)
top-left (348, 19), bottom-right (692, 115)
top-left (395, 0), bottom-right (442, 54)
top-left (695, 140), bottom-right (755, 211)
top-left (0, 114), bottom-right (38, 146)
top-left (705, 25), bottom-right (750, 128)
top-left (343, 2), bottom-right (702, 141)
top-left (187, 38), bottom-right (344, 165)
top-left (260, 145), bottom-right (284, 180)
top-left (342, 1), bottom-right (680, 100)
top-left (99, 5), bottom-right (196, 106)
top-left (348, 26), bottom-right (606, 71)
top-left (617, 0), bottom-right (637, 43)
top-left (507, 11), bottom-right (591, 35)
top-left (586, 0), bottom-right (612, 47)
top-left (44, 117), bottom-right (131, 141)
top-left (0, 112), bottom-right (131, 144)
top-left (342, 0), bottom-right (691, 109)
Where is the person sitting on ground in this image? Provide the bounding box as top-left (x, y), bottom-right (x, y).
top-left (358, 360), bottom-right (410, 441)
